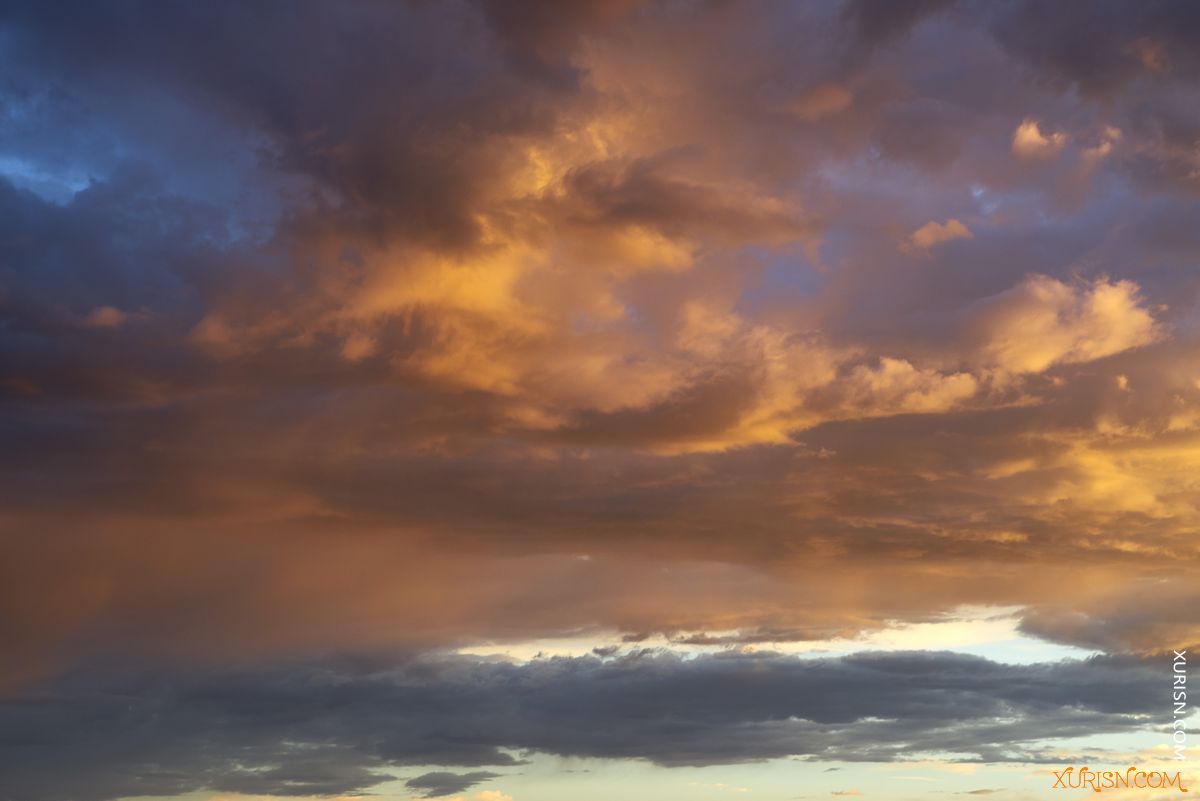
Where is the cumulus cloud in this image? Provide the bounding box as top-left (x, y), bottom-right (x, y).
top-left (903, 218), bottom-right (973, 252)
top-left (1012, 119), bottom-right (1068, 158)
top-left (843, 357), bottom-right (978, 413)
top-left (972, 275), bottom-right (1161, 373)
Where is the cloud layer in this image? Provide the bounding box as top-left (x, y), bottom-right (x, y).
top-left (0, 650), bottom-right (1164, 800)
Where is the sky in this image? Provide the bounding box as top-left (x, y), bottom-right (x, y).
top-left (0, 1), bottom-right (1199, 799)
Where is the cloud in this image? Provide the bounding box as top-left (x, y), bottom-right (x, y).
top-left (0, 0), bottom-right (1197, 772)
top-left (842, 357), bottom-right (978, 413)
top-left (842, 0), bottom-right (953, 46)
top-left (475, 792), bottom-right (514, 801)
top-left (786, 83), bottom-right (854, 120)
top-left (406, 771), bottom-right (502, 798)
top-left (1012, 119), bottom-right (1068, 158)
top-left (987, 0), bottom-right (1200, 97)
top-left (903, 219), bottom-right (973, 252)
top-left (81, 305), bottom-right (128, 329)
top-left (972, 275), bottom-right (1161, 373)
top-left (0, 650), bottom-right (1164, 801)
top-left (1020, 580), bottom-right (1200, 653)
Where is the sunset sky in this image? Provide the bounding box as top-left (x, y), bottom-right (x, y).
top-left (1, 1), bottom-right (1199, 800)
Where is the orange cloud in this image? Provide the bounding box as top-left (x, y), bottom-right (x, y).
top-left (973, 275), bottom-right (1160, 374)
top-left (903, 218), bottom-right (973, 252)
top-left (1012, 119), bottom-right (1068, 158)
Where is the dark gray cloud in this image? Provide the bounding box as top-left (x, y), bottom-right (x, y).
top-left (842, 0), bottom-right (954, 47)
top-left (985, 0), bottom-right (1200, 96)
top-left (406, 771), bottom-right (502, 798)
top-left (0, 650), bottom-right (1163, 801)
top-left (0, 0), bottom-right (578, 250)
